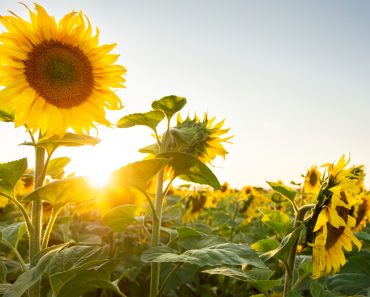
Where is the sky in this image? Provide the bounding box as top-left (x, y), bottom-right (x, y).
top-left (1, 0), bottom-right (370, 188)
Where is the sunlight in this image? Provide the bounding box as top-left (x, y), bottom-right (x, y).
top-left (62, 127), bottom-right (151, 190)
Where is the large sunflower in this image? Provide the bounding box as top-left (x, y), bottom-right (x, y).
top-left (307, 156), bottom-right (366, 278)
top-left (0, 4), bottom-right (126, 135)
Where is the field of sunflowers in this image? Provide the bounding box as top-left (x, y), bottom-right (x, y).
top-left (1, 3), bottom-right (370, 297)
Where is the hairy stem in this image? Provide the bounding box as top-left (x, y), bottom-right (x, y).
top-left (150, 169), bottom-right (164, 297)
top-left (283, 204), bottom-right (315, 296)
top-left (29, 145), bottom-right (46, 297)
top-left (42, 207), bottom-right (62, 249)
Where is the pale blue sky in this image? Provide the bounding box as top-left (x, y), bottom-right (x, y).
top-left (1, 0), bottom-right (370, 188)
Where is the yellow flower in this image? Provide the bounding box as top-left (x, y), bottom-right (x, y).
top-left (0, 4), bottom-right (125, 135)
top-left (182, 190), bottom-right (215, 223)
top-left (168, 113), bottom-right (231, 164)
top-left (309, 156), bottom-right (366, 278)
top-left (304, 166), bottom-right (321, 198)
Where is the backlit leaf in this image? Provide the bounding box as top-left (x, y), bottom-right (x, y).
top-left (159, 152), bottom-right (221, 189)
top-left (151, 95), bottom-right (187, 120)
top-left (102, 204), bottom-right (137, 232)
top-left (117, 110), bottom-right (165, 131)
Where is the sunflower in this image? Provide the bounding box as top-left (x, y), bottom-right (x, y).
top-left (0, 4), bottom-right (125, 135)
top-left (304, 166), bottom-right (321, 198)
top-left (182, 189), bottom-right (216, 223)
top-left (166, 113), bottom-right (231, 164)
top-left (308, 156), bottom-right (366, 278)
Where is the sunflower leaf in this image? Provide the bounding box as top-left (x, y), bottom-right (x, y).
top-left (46, 157), bottom-right (71, 179)
top-left (202, 267), bottom-right (279, 296)
top-left (117, 110), bottom-right (165, 131)
top-left (111, 159), bottom-right (165, 194)
top-left (0, 158), bottom-right (28, 196)
top-left (142, 243), bottom-right (267, 269)
top-left (261, 225), bottom-right (303, 263)
top-left (267, 181), bottom-right (297, 202)
top-left (102, 204), bottom-right (137, 232)
top-left (0, 110), bottom-right (14, 122)
top-left (159, 152), bottom-right (221, 189)
top-left (151, 96), bottom-right (187, 120)
top-left (35, 133), bottom-right (100, 154)
top-left (22, 177), bottom-right (94, 208)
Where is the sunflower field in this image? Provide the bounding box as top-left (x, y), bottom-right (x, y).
top-left (1, 3), bottom-right (370, 297)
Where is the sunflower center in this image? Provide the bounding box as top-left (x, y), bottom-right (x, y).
top-left (309, 172), bottom-right (318, 186)
top-left (325, 206), bottom-right (349, 249)
top-left (325, 225), bottom-right (345, 249)
top-left (24, 40), bottom-right (94, 108)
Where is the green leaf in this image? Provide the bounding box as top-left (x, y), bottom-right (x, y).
top-left (46, 245), bottom-right (126, 297)
top-left (251, 239), bottom-right (280, 253)
top-left (355, 231), bottom-right (370, 244)
top-left (0, 222), bottom-right (26, 248)
top-left (0, 110), bottom-right (14, 122)
top-left (176, 226), bottom-right (225, 250)
top-left (262, 225), bottom-right (303, 263)
top-left (327, 251), bottom-right (370, 296)
top-left (261, 209), bottom-right (292, 238)
top-left (142, 243), bottom-right (267, 269)
top-left (309, 282), bottom-right (341, 297)
top-left (50, 263), bottom-right (125, 297)
top-left (0, 158), bottom-right (27, 196)
top-left (3, 248), bottom-right (58, 297)
top-left (151, 95), bottom-right (187, 120)
top-left (0, 262), bottom-right (7, 283)
top-left (47, 245), bottom-right (109, 275)
top-left (46, 157), bottom-right (71, 179)
top-left (159, 152), bottom-right (221, 189)
top-left (287, 291), bottom-right (304, 297)
top-left (23, 133), bottom-right (100, 154)
top-left (102, 204), bottom-right (137, 232)
top-left (202, 267), bottom-right (280, 296)
top-left (111, 159), bottom-right (164, 193)
top-left (117, 110), bottom-right (165, 131)
top-left (138, 143), bottom-right (159, 155)
top-left (267, 181), bottom-right (297, 202)
top-left (23, 177), bottom-right (94, 208)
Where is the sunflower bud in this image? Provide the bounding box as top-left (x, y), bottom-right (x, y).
top-left (163, 113), bottom-right (231, 164)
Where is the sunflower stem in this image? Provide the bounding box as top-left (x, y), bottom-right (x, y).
top-left (283, 204), bottom-right (315, 297)
top-left (42, 206), bottom-right (62, 249)
top-left (29, 145), bottom-right (46, 297)
top-left (150, 168), bottom-right (165, 297)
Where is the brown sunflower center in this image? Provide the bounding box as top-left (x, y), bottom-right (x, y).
top-left (309, 171), bottom-right (318, 187)
top-left (24, 40), bottom-right (93, 108)
top-left (355, 201), bottom-right (367, 228)
top-left (325, 206), bottom-right (349, 249)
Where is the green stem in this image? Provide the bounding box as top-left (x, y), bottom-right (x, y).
top-left (229, 200), bottom-right (241, 242)
top-left (144, 193), bottom-right (159, 222)
top-left (29, 145), bottom-right (46, 297)
top-left (150, 168), bottom-right (164, 297)
top-left (1, 192), bottom-right (33, 236)
top-left (62, 204), bottom-right (70, 242)
top-left (1, 241), bottom-right (27, 272)
top-left (42, 207), bottom-right (62, 249)
top-left (283, 204), bottom-right (315, 297)
top-left (157, 263), bottom-right (182, 297)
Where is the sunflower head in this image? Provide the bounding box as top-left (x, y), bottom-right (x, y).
top-left (0, 3), bottom-right (126, 135)
top-left (306, 156), bottom-right (366, 278)
top-left (164, 113), bottom-right (231, 164)
top-left (304, 166), bottom-right (321, 198)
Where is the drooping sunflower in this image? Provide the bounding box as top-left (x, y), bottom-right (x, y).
top-left (307, 155), bottom-right (366, 278)
top-left (304, 166), bottom-right (321, 198)
top-left (167, 113), bottom-right (232, 164)
top-left (0, 4), bottom-right (126, 135)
